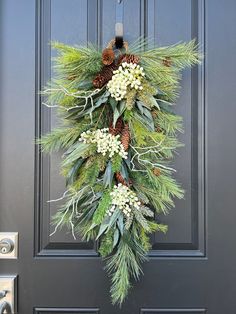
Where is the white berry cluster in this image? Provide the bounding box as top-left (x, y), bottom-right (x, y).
top-left (107, 62), bottom-right (145, 101)
top-left (79, 128), bottom-right (128, 159)
top-left (107, 183), bottom-right (141, 218)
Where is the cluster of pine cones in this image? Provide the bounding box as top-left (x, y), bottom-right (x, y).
top-left (109, 117), bottom-right (131, 186)
top-left (109, 118), bottom-right (130, 151)
top-left (93, 47), bottom-right (140, 89)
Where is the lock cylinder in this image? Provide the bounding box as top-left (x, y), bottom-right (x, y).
top-left (0, 239), bottom-right (14, 255)
top-left (0, 233), bottom-right (18, 259)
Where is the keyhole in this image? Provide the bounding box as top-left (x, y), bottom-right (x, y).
top-left (1, 247), bottom-right (8, 254)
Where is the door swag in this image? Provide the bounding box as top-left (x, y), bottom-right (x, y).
top-left (38, 33), bottom-right (201, 305)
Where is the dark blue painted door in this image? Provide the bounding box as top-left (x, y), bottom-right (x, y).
top-left (0, 0), bottom-right (236, 313)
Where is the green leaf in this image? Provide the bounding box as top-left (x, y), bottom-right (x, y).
top-left (136, 101), bottom-right (144, 114)
top-left (120, 163), bottom-right (129, 181)
top-left (117, 214), bottom-right (124, 235)
top-left (133, 208), bottom-right (150, 231)
top-left (142, 106), bottom-right (154, 121)
top-left (109, 97), bottom-right (118, 111)
top-left (107, 208), bottom-right (120, 231)
top-left (62, 142), bottom-right (91, 166)
top-left (103, 161), bottom-right (114, 188)
top-left (95, 90), bottom-right (110, 106)
top-left (66, 158), bottom-right (84, 185)
top-left (76, 80), bottom-right (93, 89)
top-left (113, 229), bottom-right (120, 248)
top-left (96, 222), bottom-right (109, 240)
top-left (113, 108), bottom-right (121, 127)
top-left (113, 100), bottom-right (126, 127)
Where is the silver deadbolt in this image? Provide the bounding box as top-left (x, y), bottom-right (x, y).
top-left (0, 233), bottom-right (18, 259)
top-left (0, 239), bottom-right (14, 255)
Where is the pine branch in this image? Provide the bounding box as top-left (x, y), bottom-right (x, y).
top-left (139, 40), bottom-right (201, 69)
top-left (132, 40), bottom-right (201, 100)
top-left (38, 123), bottom-right (88, 153)
top-left (51, 41), bottom-right (103, 82)
top-left (129, 116), bottom-right (182, 159)
top-left (93, 190), bottom-right (112, 224)
top-left (131, 168), bottom-right (184, 214)
top-left (154, 109), bottom-right (183, 135)
top-left (111, 154), bottom-right (123, 172)
top-left (105, 229), bottom-right (147, 306)
top-left (99, 229), bottom-right (114, 257)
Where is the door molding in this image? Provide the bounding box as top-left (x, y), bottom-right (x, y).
top-left (34, 308), bottom-right (100, 313)
top-left (34, 0), bottom-right (206, 258)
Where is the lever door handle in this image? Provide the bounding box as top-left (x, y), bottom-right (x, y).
top-left (0, 301), bottom-right (12, 314)
top-left (0, 276), bottom-right (17, 313)
top-left (0, 291), bottom-right (7, 299)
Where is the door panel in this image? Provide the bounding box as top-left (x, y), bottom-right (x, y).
top-left (36, 0), bottom-right (205, 257)
top-left (1, 0), bottom-right (236, 313)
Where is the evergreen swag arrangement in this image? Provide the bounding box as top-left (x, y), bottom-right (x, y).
top-left (39, 38), bottom-right (201, 305)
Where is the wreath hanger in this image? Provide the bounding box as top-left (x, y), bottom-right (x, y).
top-left (115, 0), bottom-right (124, 49)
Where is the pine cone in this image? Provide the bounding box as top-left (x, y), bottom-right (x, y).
top-left (67, 75), bottom-right (76, 81)
top-left (118, 54), bottom-right (140, 65)
top-left (156, 126), bottom-right (162, 133)
top-left (115, 172), bottom-right (132, 186)
top-left (153, 168), bottom-right (161, 176)
top-left (102, 48), bottom-right (115, 65)
top-left (121, 123), bottom-right (130, 151)
top-left (163, 57), bottom-right (172, 67)
top-left (151, 111), bottom-right (158, 118)
top-left (115, 172), bottom-right (128, 186)
top-left (109, 117), bottom-right (123, 136)
top-left (93, 63), bottom-right (118, 88)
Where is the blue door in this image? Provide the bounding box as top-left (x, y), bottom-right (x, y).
top-left (0, 0), bottom-right (236, 313)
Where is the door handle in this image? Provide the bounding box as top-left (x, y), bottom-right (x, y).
top-left (0, 291), bottom-right (7, 299)
top-left (0, 277), bottom-right (17, 314)
top-left (0, 301), bottom-right (12, 313)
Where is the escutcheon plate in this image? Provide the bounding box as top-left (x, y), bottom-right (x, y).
top-left (0, 276), bottom-right (17, 313)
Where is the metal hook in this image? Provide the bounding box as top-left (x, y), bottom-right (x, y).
top-left (115, 0), bottom-right (124, 48)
